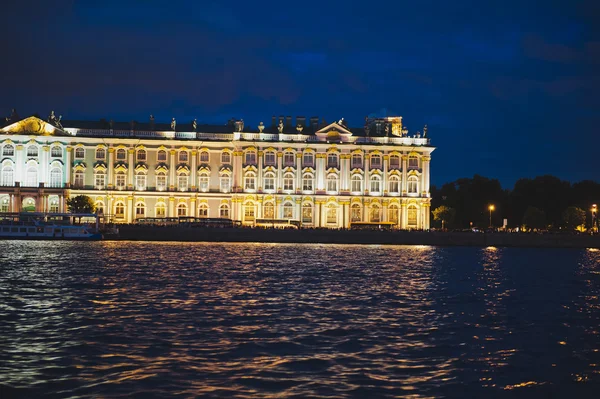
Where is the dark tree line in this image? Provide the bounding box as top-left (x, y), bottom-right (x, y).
top-left (431, 175), bottom-right (600, 229)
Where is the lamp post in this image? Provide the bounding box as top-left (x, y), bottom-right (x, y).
top-left (593, 204), bottom-right (598, 233)
top-left (489, 204), bottom-right (495, 228)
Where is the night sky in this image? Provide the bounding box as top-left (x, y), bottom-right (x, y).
top-left (2, 1), bottom-right (598, 187)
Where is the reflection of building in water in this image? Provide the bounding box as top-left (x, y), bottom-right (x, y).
top-left (0, 112), bottom-right (435, 229)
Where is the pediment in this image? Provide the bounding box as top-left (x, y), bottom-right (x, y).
top-left (315, 122), bottom-right (353, 137)
top-left (1, 116), bottom-right (66, 136)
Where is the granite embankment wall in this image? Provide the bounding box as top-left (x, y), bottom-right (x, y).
top-left (113, 226), bottom-right (600, 248)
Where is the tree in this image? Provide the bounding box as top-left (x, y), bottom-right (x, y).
top-left (562, 206), bottom-right (586, 231)
top-left (66, 195), bottom-right (95, 214)
top-left (432, 206), bottom-right (456, 230)
top-left (522, 206), bottom-right (546, 230)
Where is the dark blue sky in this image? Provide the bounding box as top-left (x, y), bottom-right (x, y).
top-left (2, 1), bottom-right (599, 187)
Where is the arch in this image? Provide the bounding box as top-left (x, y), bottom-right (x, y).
top-left (199, 150), bottom-right (210, 163)
top-left (1, 164), bottom-right (14, 186)
top-left (301, 202), bottom-right (313, 224)
top-left (25, 164), bottom-right (38, 187)
top-left (283, 172), bottom-right (294, 191)
top-left (49, 167), bottom-right (62, 188)
top-left (219, 203), bottom-right (230, 218)
top-left (244, 170), bottom-right (256, 191)
top-left (95, 147), bottom-right (106, 160)
top-left (351, 153), bottom-right (363, 168)
top-left (22, 197), bottom-right (36, 212)
top-left (2, 143), bottom-right (14, 157)
top-left (388, 203), bottom-right (399, 224)
top-left (326, 202), bottom-right (338, 225)
top-left (407, 204), bottom-right (419, 227)
top-left (302, 151), bottom-right (314, 167)
top-left (178, 150), bottom-right (189, 163)
top-left (370, 203), bottom-right (381, 222)
top-left (351, 203), bottom-right (362, 222)
top-left (157, 149), bottom-right (168, 162)
top-left (369, 153), bottom-right (382, 169)
top-left (370, 174), bottom-right (382, 194)
top-left (135, 201), bottom-right (146, 219)
top-left (302, 172), bottom-right (314, 192)
top-left (74, 147), bottom-right (85, 159)
top-left (264, 150), bottom-right (277, 166)
top-left (198, 203), bottom-right (209, 218)
top-left (114, 201), bottom-right (126, 219)
top-left (27, 145), bottom-right (38, 157)
top-left (221, 150), bottom-right (232, 164)
top-left (263, 201), bottom-right (275, 219)
top-left (389, 154), bottom-right (401, 169)
top-left (243, 200), bottom-right (256, 223)
top-left (388, 174), bottom-right (400, 194)
top-left (283, 150), bottom-right (295, 167)
top-left (0, 195), bottom-right (10, 212)
top-left (136, 149), bottom-right (147, 162)
top-left (351, 174), bottom-right (363, 193)
top-left (176, 202), bottom-right (188, 217)
top-left (155, 200), bottom-right (167, 217)
top-left (282, 201), bottom-right (294, 219)
top-left (116, 148), bottom-right (127, 161)
top-left (50, 145), bottom-right (62, 158)
top-left (94, 200), bottom-right (105, 215)
top-left (408, 176), bottom-right (419, 194)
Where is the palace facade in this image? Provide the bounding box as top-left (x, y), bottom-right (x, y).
top-left (0, 112), bottom-right (435, 229)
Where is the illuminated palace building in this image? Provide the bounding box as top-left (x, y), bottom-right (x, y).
top-left (0, 111), bottom-right (434, 229)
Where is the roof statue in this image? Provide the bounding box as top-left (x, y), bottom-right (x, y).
top-left (6, 108), bottom-right (19, 123)
top-left (171, 118), bottom-right (176, 131)
top-left (423, 124), bottom-right (428, 138)
top-left (385, 123), bottom-right (390, 136)
top-left (150, 114), bottom-right (155, 122)
top-left (56, 115), bottom-right (63, 129)
top-left (258, 122), bottom-right (265, 133)
top-left (296, 124), bottom-right (304, 133)
top-left (278, 120), bottom-right (284, 133)
top-left (192, 118), bottom-right (197, 132)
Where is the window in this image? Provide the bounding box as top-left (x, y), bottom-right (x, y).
top-left (302, 203), bottom-right (313, 224)
top-left (326, 174), bottom-right (338, 192)
top-left (220, 175), bottom-right (231, 192)
top-left (283, 173), bottom-right (294, 191)
top-left (264, 172), bottom-right (275, 191)
top-left (95, 201), bottom-right (105, 215)
top-left (156, 173), bottom-right (167, 191)
top-left (263, 202), bottom-right (274, 219)
top-left (221, 152), bottom-right (231, 164)
top-left (370, 154), bottom-right (382, 169)
top-left (156, 202), bottom-right (166, 217)
top-left (116, 148), bottom-right (127, 160)
top-left (199, 173), bottom-right (209, 192)
top-left (75, 147), bottom-right (85, 159)
top-left (50, 198), bottom-right (60, 213)
top-left (1, 166), bottom-right (14, 186)
top-left (370, 205), bottom-right (381, 222)
top-left (27, 146), bottom-right (38, 157)
top-left (198, 204), bottom-right (209, 217)
top-left (388, 204), bottom-right (399, 223)
top-left (389, 175), bottom-right (400, 194)
top-left (157, 150), bottom-right (167, 162)
top-left (26, 167), bottom-right (38, 187)
top-left (219, 204), bottom-right (230, 218)
top-left (244, 203), bottom-right (255, 221)
top-left (283, 202), bottom-right (294, 219)
top-left (351, 175), bottom-right (362, 193)
top-left (284, 152), bottom-right (295, 166)
top-left (264, 151), bottom-right (276, 166)
top-left (408, 176), bottom-right (418, 194)
top-left (179, 151), bottom-right (188, 163)
top-left (73, 171), bottom-right (85, 188)
top-left (115, 202), bottom-right (125, 218)
top-left (303, 152), bottom-right (314, 167)
top-left (135, 203), bottom-right (146, 218)
top-left (94, 173), bottom-right (106, 189)
top-left (0, 196), bottom-right (9, 212)
top-left (200, 151), bottom-right (209, 163)
top-left (178, 175), bottom-right (188, 191)
top-left (116, 173), bottom-right (126, 189)
top-left (244, 172), bottom-right (256, 190)
top-left (137, 149), bottom-right (147, 162)
top-left (326, 204), bottom-right (337, 224)
top-left (95, 147), bottom-right (106, 160)
top-left (408, 206), bottom-right (418, 226)
top-left (177, 203), bottom-right (187, 217)
top-left (50, 146), bottom-right (61, 158)
top-left (135, 174), bottom-right (146, 191)
top-left (245, 151), bottom-right (256, 165)
top-left (327, 153), bottom-right (338, 169)
top-left (49, 168), bottom-right (62, 188)
top-left (302, 173), bottom-right (313, 191)
top-left (351, 204), bottom-right (362, 222)
top-left (370, 175), bottom-right (381, 194)
top-left (2, 144), bottom-right (14, 156)
top-left (389, 155), bottom-right (400, 169)
top-left (408, 156), bottom-right (418, 169)
top-left (351, 154), bottom-right (362, 168)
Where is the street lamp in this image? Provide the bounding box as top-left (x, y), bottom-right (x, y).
top-left (592, 204), bottom-right (598, 233)
top-left (489, 204), bottom-right (495, 228)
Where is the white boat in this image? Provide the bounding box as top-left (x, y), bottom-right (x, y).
top-left (0, 213), bottom-right (103, 240)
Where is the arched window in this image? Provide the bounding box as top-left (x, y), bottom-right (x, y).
top-left (244, 202), bottom-right (255, 222)
top-left (136, 149), bottom-right (147, 162)
top-left (370, 175), bottom-right (381, 194)
top-left (94, 172), bottom-right (106, 189)
top-left (116, 172), bottom-right (127, 189)
top-left (2, 144), bottom-right (14, 156)
top-left (135, 202), bottom-right (146, 218)
top-left (244, 171), bottom-right (256, 191)
top-left (156, 172), bottom-right (167, 191)
top-left (27, 146), bottom-right (38, 157)
top-left (245, 151), bottom-right (256, 165)
top-left (370, 154), bottom-right (382, 169)
top-left (389, 154), bottom-right (400, 169)
top-left (94, 201), bottom-right (104, 215)
top-left (408, 205), bottom-right (418, 226)
top-left (49, 197), bottom-right (60, 213)
top-left (74, 147), bottom-right (85, 159)
top-left (263, 202), bottom-right (275, 219)
top-left (177, 203), bottom-right (187, 217)
top-left (198, 203), bottom-right (209, 218)
top-left (326, 203), bottom-right (338, 224)
top-left (351, 203), bottom-right (362, 222)
top-left (370, 204), bottom-right (381, 222)
top-left (408, 176), bottom-right (418, 194)
top-left (283, 151), bottom-right (295, 166)
top-left (155, 202), bottom-right (166, 217)
top-left (74, 170), bottom-right (85, 188)
top-left (219, 204), bottom-right (230, 218)
top-left (0, 196), bottom-right (8, 212)
top-left (200, 151), bottom-right (209, 163)
top-left (302, 152), bottom-right (314, 167)
top-left (177, 173), bottom-right (188, 191)
top-left (264, 151), bottom-right (276, 166)
top-left (388, 175), bottom-right (400, 194)
top-left (179, 150), bottom-right (189, 163)
top-left (326, 174), bottom-right (338, 192)
top-left (221, 151), bottom-right (231, 164)
top-left (302, 203), bottom-right (313, 224)
top-left (283, 172), bottom-right (294, 191)
top-left (199, 172), bottom-right (210, 192)
top-left (264, 172), bottom-right (275, 191)
top-left (388, 204), bottom-right (399, 224)
top-left (351, 174), bottom-right (362, 193)
top-left (115, 202), bottom-right (125, 218)
top-left (50, 168), bottom-right (62, 188)
top-left (408, 155), bottom-right (419, 169)
top-left (116, 148), bottom-right (127, 160)
top-left (302, 173), bottom-right (313, 192)
top-left (135, 173), bottom-right (146, 191)
top-left (50, 146), bottom-right (61, 158)
top-left (1, 166), bottom-right (14, 186)
top-left (95, 147), bottom-right (106, 160)
top-left (26, 166), bottom-right (38, 187)
top-left (283, 202), bottom-right (294, 219)
top-left (157, 150), bottom-right (167, 162)
top-left (327, 153), bottom-right (338, 169)
top-left (351, 153), bottom-right (362, 168)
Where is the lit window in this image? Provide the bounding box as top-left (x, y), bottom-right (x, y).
top-left (370, 154), bottom-right (381, 169)
top-left (264, 151), bottom-right (276, 166)
top-left (115, 202), bottom-right (125, 218)
top-left (408, 206), bottom-right (418, 226)
top-left (370, 205), bottom-right (381, 222)
top-left (302, 173), bottom-right (313, 191)
top-left (388, 175), bottom-right (400, 193)
top-left (199, 173), bottom-right (209, 192)
top-left (326, 204), bottom-right (337, 224)
top-left (389, 155), bottom-right (400, 169)
top-left (264, 173), bottom-right (275, 191)
top-left (408, 156), bottom-right (418, 169)
top-left (221, 152), bottom-right (231, 164)
top-left (244, 172), bottom-right (256, 190)
top-left (283, 173), bottom-right (294, 191)
top-left (74, 171), bottom-right (85, 188)
top-left (283, 152), bottom-right (295, 166)
top-left (156, 173), bottom-right (167, 191)
top-left (220, 175), bottom-right (231, 192)
top-left (408, 177), bottom-right (418, 194)
top-left (116, 149), bottom-right (127, 160)
top-left (177, 203), bottom-right (187, 216)
top-left (263, 202), bottom-right (274, 219)
top-left (370, 175), bottom-right (381, 194)
top-left (27, 146), bottom-right (38, 157)
top-left (303, 152), bottom-right (314, 167)
top-left (245, 151), bottom-right (256, 165)
top-left (388, 205), bottom-right (399, 223)
top-left (50, 146), bottom-right (61, 158)
top-left (244, 203), bottom-right (255, 221)
top-left (95, 148), bottom-right (106, 160)
top-left (74, 147), bottom-right (85, 159)
top-left (136, 149), bottom-right (147, 162)
top-left (283, 202), bottom-right (294, 219)
top-left (2, 144), bottom-right (14, 157)
top-left (351, 154), bottom-right (362, 168)
top-left (200, 151), bottom-right (209, 163)
top-left (157, 150), bottom-right (167, 162)
top-left (94, 173), bottom-right (105, 189)
top-left (198, 204), bottom-right (209, 217)
top-left (178, 175), bottom-right (188, 191)
top-left (156, 202), bottom-right (166, 217)
top-left (135, 203), bottom-right (146, 218)
top-left (326, 175), bottom-right (338, 192)
top-left (116, 173), bottom-right (126, 189)
top-left (327, 153), bottom-right (338, 169)
top-left (179, 151), bottom-right (188, 163)
top-left (135, 174), bottom-right (146, 191)
top-left (219, 204), bottom-right (230, 218)
top-left (351, 204), bottom-right (361, 222)
top-left (351, 175), bottom-right (362, 193)
top-left (302, 203), bottom-right (313, 224)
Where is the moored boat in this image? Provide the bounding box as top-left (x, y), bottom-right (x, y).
top-left (0, 212), bottom-right (103, 240)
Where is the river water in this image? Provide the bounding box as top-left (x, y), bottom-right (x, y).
top-left (0, 242), bottom-right (599, 398)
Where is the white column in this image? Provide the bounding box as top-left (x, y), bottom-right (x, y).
top-left (40, 146), bottom-right (49, 185)
top-left (108, 148), bottom-right (115, 189)
top-left (277, 152), bottom-right (282, 192)
top-left (65, 147), bottom-right (72, 187)
top-left (316, 154), bottom-right (325, 191)
top-left (296, 153), bottom-right (302, 193)
top-left (169, 150), bottom-right (176, 190)
top-left (128, 149), bottom-right (134, 190)
top-left (401, 155), bottom-right (408, 195)
top-left (168, 197), bottom-right (175, 217)
top-left (15, 145), bottom-right (24, 184)
top-left (422, 155), bottom-right (431, 196)
top-left (401, 202), bottom-right (407, 229)
top-left (127, 195), bottom-right (133, 223)
top-left (233, 151), bottom-right (242, 192)
top-left (364, 155), bottom-right (370, 195)
top-left (383, 155), bottom-right (389, 195)
top-left (190, 150), bottom-right (197, 190)
top-left (258, 151), bottom-right (263, 190)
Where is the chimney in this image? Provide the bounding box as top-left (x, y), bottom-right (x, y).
top-left (285, 115), bottom-right (292, 127)
top-left (310, 116), bottom-right (319, 131)
top-left (296, 116), bottom-right (306, 127)
top-left (272, 115), bottom-right (276, 127)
